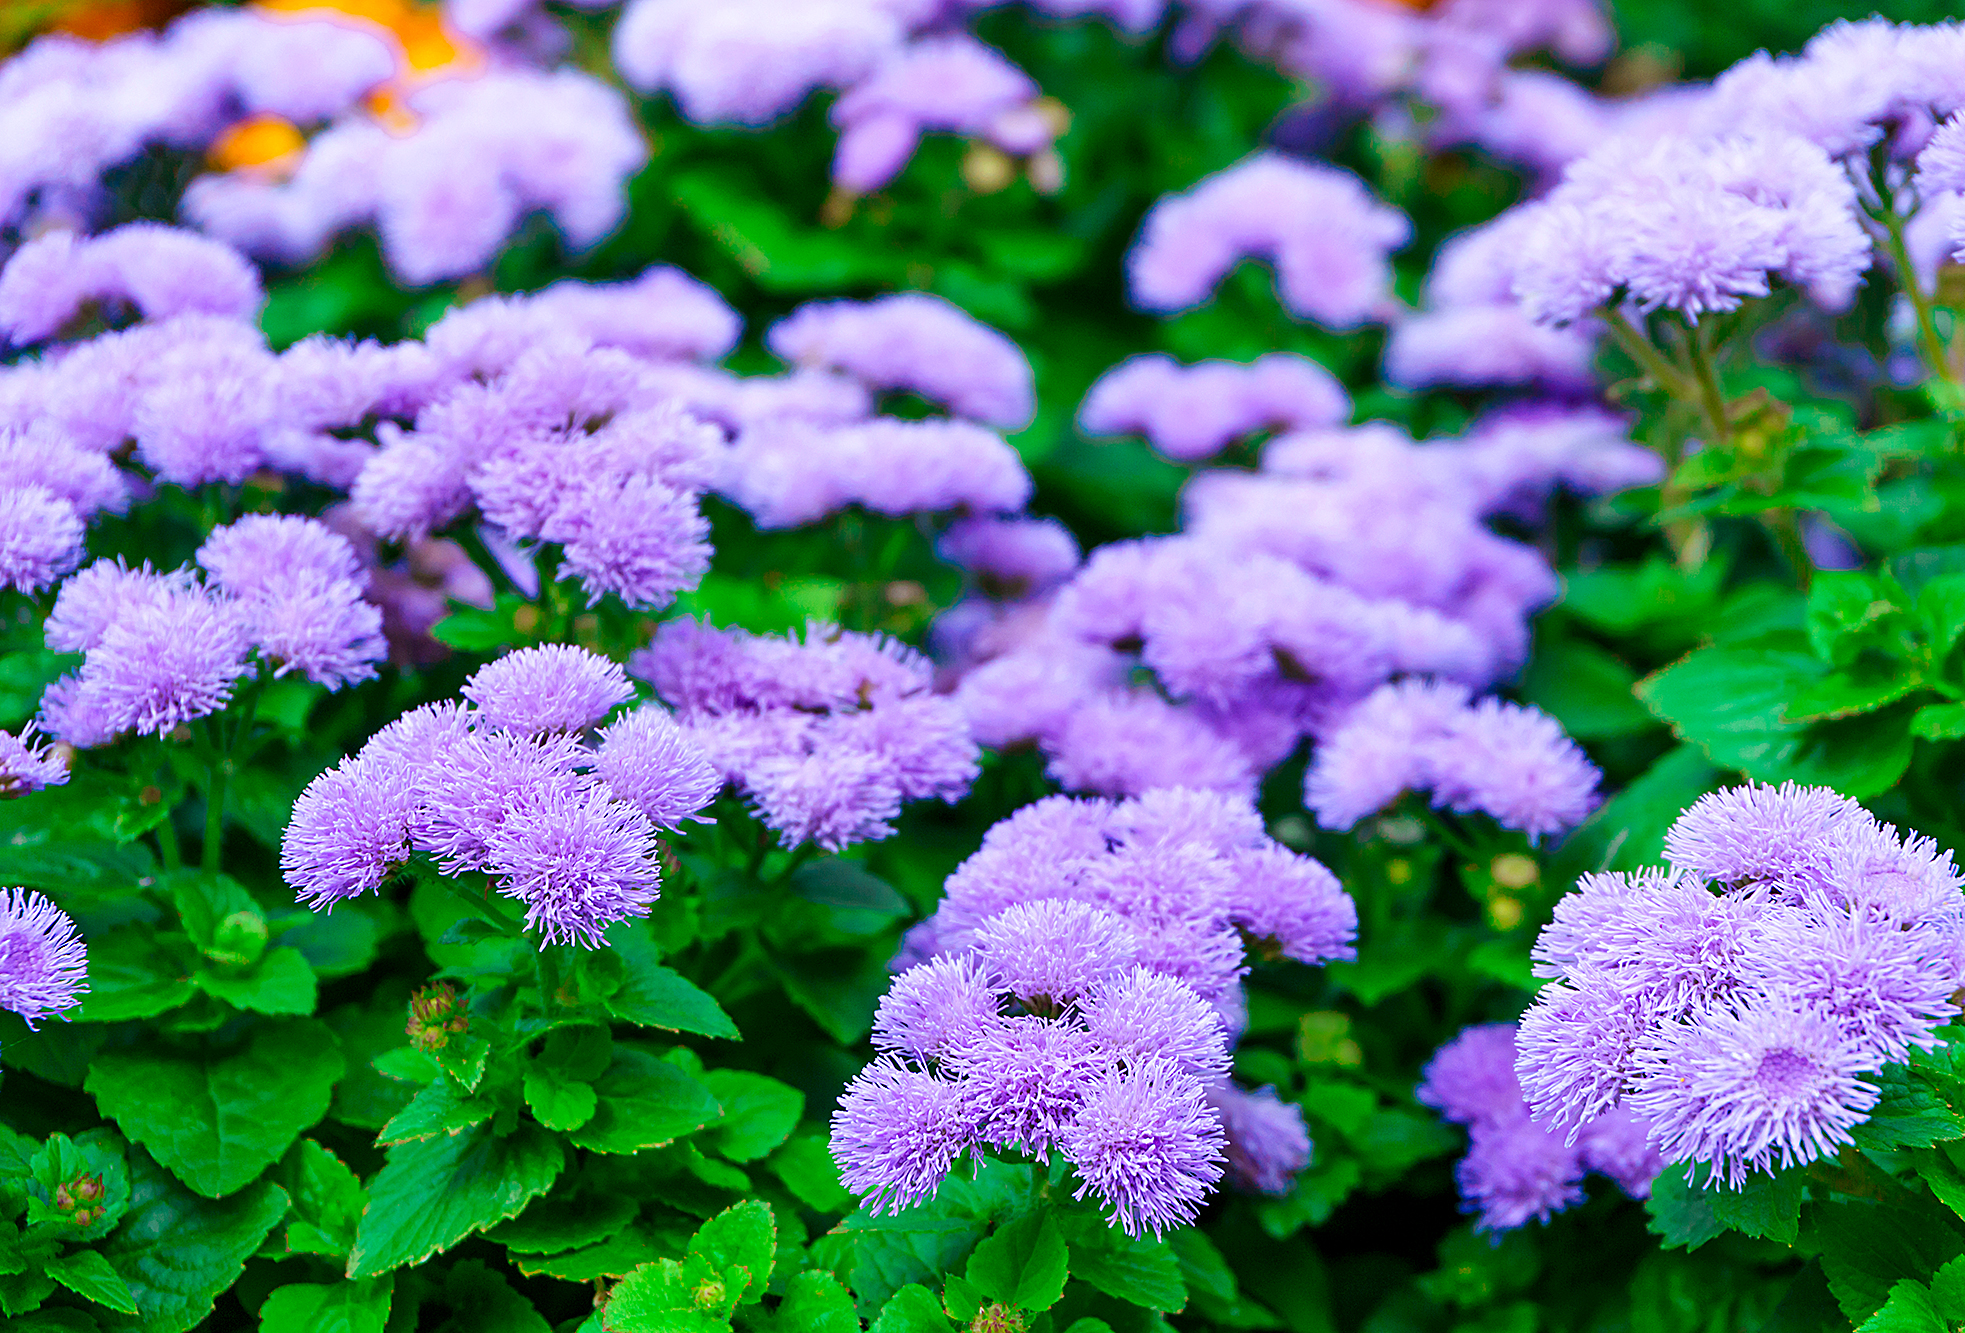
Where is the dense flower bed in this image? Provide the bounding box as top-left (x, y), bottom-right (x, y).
top-left (4, 1), bottom-right (1965, 1330)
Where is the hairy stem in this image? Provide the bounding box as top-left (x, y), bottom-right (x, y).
top-left (1880, 200), bottom-right (1954, 385)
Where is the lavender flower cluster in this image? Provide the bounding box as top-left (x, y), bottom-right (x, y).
top-left (41, 515), bottom-right (385, 748)
top-left (1517, 783), bottom-right (1965, 1188)
top-left (281, 643), bottom-right (719, 946)
top-left (832, 788), bottom-right (1355, 1231)
top-left (945, 407), bottom-right (1640, 832)
top-left (0, 888), bottom-right (89, 1029)
top-left (1420, 1023), bottom-right (1660, 1233)
top-left (629, 618), bottom-right (980, 851)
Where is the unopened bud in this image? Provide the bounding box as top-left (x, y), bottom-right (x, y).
top-left (407, 982), bottom-right (469, 1051)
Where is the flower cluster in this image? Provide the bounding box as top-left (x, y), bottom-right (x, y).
top-left (948, 408), bottom-right (1643, 810)
top-left (869, 787), bottom-right (1354, 1200)
top-left (1420, 1023), bottom-right (1661, 1233)
top-left (282, 643), bottom-right (720, 946)
top-left (1516, 783), bottom-right (1965, 1188)
top-left (630, 619), bottom-right (979, 850)
top-left (39, 515), bottom-right (385, 748)
top-left (0, 887), bottom-right (89, 1029)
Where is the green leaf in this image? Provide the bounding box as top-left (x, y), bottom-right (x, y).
top-left (606, 965), bottom-right (739, 1040)
top-left (72, 929), bottom-right (196, 1023)
top-left (430, 592), bottom-right (542, 651)
top-left (280, 1140), bottom-right (365, 1260)
top-left (603, 1258), bottom-right (730, 1333)
top-left (1853, 1053), bottom-right (1965, 1151)
top-left (1854, 1280), bottom-right (1945, 1332)
top-left (1912, 702), bottom-right (1965, 740)
top-left (346, 1122), bottom-right (564, 1278)
top-left (672, 167), bottom-right (908, 292)
top-left (195, 946), bottom-right (317, 1016)
top-left (523, 1067), bottom-right (598, 1133)
top-left (441, 1258), bottom-right (550, 1333)
top-left (1057, 1219), bottom-right (1183, 1313)
top-left (515, 1224), bottom-right (666, 1282)
top-left (25, 1129), bottom-right (131, 1241)
top-left (84, 1018), bottom-right (344, 1198)
top-left (770, 1135), bottom-right (851, 1213)
top-left (772, 947), bottom-right (893, 1044)
top-left (487, 1191), bottom-right (638, 1254)
top-left (1928, 1255), bottom-right (1965, 1320)
top-left (1815, 1197), bottom-right (1965, 1323)
top-left (1783, 670), bottom-right (1924, 723)
top-left (568, 1048), bottom-right (722, 1155)
top-left (96, 1147), bottom-right (289, 1333)
top-left (870, 1285), bottom-right (954, 1333)
top-left (277, 908), bottom-right (381, 980)
top-left (689, 1200), bottom-right (775, 1305)
top-left (701, 1071), bottom-right (803, 1163)
top-left (1644, 1163), bottom-right (1726, 1253)
top-left (1636, 646), bottom-right (1825, 774)
top-left (44, 1250), bottom-right (137, 1313)
top-left (966, 1214), bottom-right (1069, 1313)
top-left (775, 1271), bottom-right (859, 1333)
top-left (1519, 635), bottom-right (1655, 739)
top-left (258, 1278), bottom-right (393, 1333)
top-left (1708, 1167), bottom-right (1803, 1244)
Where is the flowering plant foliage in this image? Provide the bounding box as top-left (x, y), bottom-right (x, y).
top-left (5, 1), bottom-right (1965, 1332)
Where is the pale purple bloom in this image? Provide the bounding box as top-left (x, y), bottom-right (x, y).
top-left (0, 224), bottom-right (262, 346)
top-left (746, 748), bottom-right (906, 851)
top-left (613, 0), bottom-right (903, 126)
top-left (1222, 846), bottom-right (1357, 964)
top-left (549, 473), bottom-right (713, 611)
top-left (975, 900), bottom-right (1142, 1009)
top-left (591, 707), bottom-right (722, 830)
top-left (484, 779), bottom-right (663, 947)
top-left (0, 888), bottom-right (88, 1028)
top-left (198, 515), bottom-right (383, 689)
top-left (413, 730), bottom-right (589, 874)
top-left (1429, 698), bottom-right (1601, 841)
top-left (1515, 972), bottom-right (1656, 1134)
top-left (1082, 967), bottom-right (1231, 1081)
top-left (873, 955), bottom-right (1005, 1064)
top-left (1630, 999), bottom-right (1880, 1189)
top-left (722, 415), bottom-right (1032, 528)
top-left (1384, 306), bottom-right (1597, 393)
top-left (1419, 1024), bottom-right (1527, 1128)
top-left (1746, 905), bottom-right (1959, 1063)
top-left (1576, 1106), bottom-right (1665, 1198)
top-left (1047, 692), bottom-right (1256, 797)
top-left (1457, 1115), bottom-right (1587, 1232)
top-left (44, 560), bottom-right (183, 654)
top-left (949, 1015), bottom-right (1104, 1158)
top-left (1208, 1082), bottom-right (1311, 1195)
top-left (523, 266), bottom-right (741, 362)
top-left (1079, 353), bottom-right (1350, 462)
top-left (937, 516), bottom-right (1080, 597)
top-left (131, 334), bottom-right (277, 487)
top-left (817, 695), bottom-right (981, 802)
top-left (769, 294), bottom-right (1035, 429)
top-left (42, 585), bottom-right (251, 746)
top-left (832, 36), bottom-right (1050, 192)
top-left (832, 1058), bottom-right (977, 1214)
top-left (464, 645), bottom-right (635, 738)
top-left (281, 752), bottom-right (419, 908)
top-left (1060, 1057), bottom-right (1226, 1238)
top-left (196, 514), bottom-right (364, 597)
top-left (0, 727), bottom-right (67, 798)
top-left (0, 487), bottom-right (85, 594)
top-left (1127, 153), bottom-right (1410, 327)
top-left (1664, 781), bottom-right (1864, 890)
top-left (1303, 679), bottom-right (1469, 830)
top-left (0, 424), bottom-right (128, 517)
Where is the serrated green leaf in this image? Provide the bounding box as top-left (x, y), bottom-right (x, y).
top-left (1058, 1220), bottom-right (1183, 1313)
top-left (346, 1122), bottom-right (563, 1278)
top-left (279, 1140), bottom-right (365, 1260)
top-left (1645, 1162), bottom-right (1726, 1253)
top-left (967, 1214), bottom-right (1068, 1313)
top-left (569, 1048), bottom-right (722, 1155)
top-left (96, 1147), bottom-right (288, 1333)
top-left (515, 1223), bottom-right (667, 1281)
top-left (72, 929), bottom-right (197, 1023)
top-left (523, 1066), bottom-right (598, 1132)
top-left (1708, 1167), bottom-right (1803, 1243)
top-left (488, 1191), bottom-right (638, 1254)
top-left (770, 1135), bottom-right (851, 1213)
top-left (701, 1070), bottom-right (802, 1163)
top-left (195, 946), bottom-right (317, 1016)
top-left (689, 1200), bottom-right (774, 1305)
top-left (607, 965), bottom-right (738, 1040)
top-left (85, 1018), bottom-right (344, 1198)
top-left (1855, 1280), bottom-right (1945, 1332)
top-left (777, 1271), bottom-right (859, 1333)
top-left (258, 1277), bottom-right (393, 1333)
top-left (870, 1284), bottom-right (954, 1333)
top-left (602, 1257), bottom-right (730, 1333)
top-left (45, 1250), bottom-right (136, 1313)
top-left (442, 1258), bottom-right (550, 1333)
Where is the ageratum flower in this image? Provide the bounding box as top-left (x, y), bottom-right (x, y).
top-left (1079, 353), bottom-right (1351, 464)
top-left (0, 888), bottom-right (88, 1028)
top-left (463, 644), bottom-right (635, 738)
top-left (1207, 1083), bottom-right (1312, 1195)
top-left (1060, 1058), bottom-right (1227, 1239)
top-left (0, 224), bottom-right (262, 347)
top-left (0, 727), bottom-right (67, 798)
top-left (197, 515), bottom-right (385, 689)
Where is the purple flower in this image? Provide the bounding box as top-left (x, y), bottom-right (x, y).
top-left (831, 36), bottom-right (1050, 193)
top-left (1061, 1057), bottom-right (1225, 1238)
top-left (831, 1058), bottom-right (977, 1215)
top-left (1222, 846), bottom-right (1358, 964)
top-left (196, 514), bottom-right (365, 596)
top-left (1428, 698), bottom-right (1601, 841)
top-left (613, 0), bottom-right (900, 126)
top-left (948, 1015), bottom-right (1103, 1158)
top-left (131, 333), bottom-right (276, 487)
top-left (1046, 692), bottom-right (1255, 797)
top-left (722, 415), bottom-right (1032, 529)
top-left (463, 645), bottom-right (635, 738)
top-left (43, 586), bottom-right (252, 746)
top-left (971, 900), bottom-right (1142, 1009)
top-left (769, 293), bottom-right (1035, 430)
top-left (1515, 972), bottom-right (1655, 1134)
top-left (1384, 305), bottom-right (1597, 392)
top-left (1079, 353), bottom-right (1350, 463)
top-left (44, 560), bottom-right (184, 655)
top-left (746, 748), bottom-right (905, 851)
top-left (1106, 787), bottom-right (1266, 853)
top-left (281, 752), bottom-right (419, 908)
top-left (413, 730), bottom-right (589, 874)
top-left (0, 487), bottom-right (85, 594)
top-left (1576, 1106), bottom-right (1665, 1198)
top-left (1456, 1114), bottom-right (1586, 1233)
top-left (1630, 999), bottom-right (1880, 1189)
top-left (1082, 967), bottom-right (1231, 1081)
top-left (1745, 904), bottom-right (1959, 1064)
top-left (590, 707), bottom-right (722, 830)
top-left (0, 224), bottom-right (262, 346)
top-left (1208, 1082), bottom-right (1312, 1195)
top-left (873, 955), bottom-right (1005, 1065)
top-left (1303, 679), bottom-right (1471, 830)
top-left (0, 726), bottom-right (67, 798)
top-left (198, 515), bottom-right (385, 688)
top-left (1664, 781), bottom-right (1864, 890)
top-left (1420, 1024), bottom-right (1529, 1128)
top-left (549, 473), bottom-right (713, 611)
top-left (1127, 153), bottom-right (1410, 327)
top-left (813, 695), bottom-right (980, 802)
top-left (0, 888), bottom-right (88, 1028)
top-left (524, 265), bottom-right (741, 363)
top-left (484, 780), bottom-right (662, 947)
top-left (0, 424), bottom-right (128, 516)
top-left (937, 516), bottom-right (1080, 598)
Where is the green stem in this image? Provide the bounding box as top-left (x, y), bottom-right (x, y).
top-left (156, 811), bottom-right (181, 871)
top-left (1602, 308), bottom-right (1697, 401)
top-left (1881, 202), bottom-right (1954, 384)
top-left (536, 945), bottom-right (562, 1014)
top-left (1688, 321), bottom-right (1731, 449)
top-left (201, 748), bottom-right (229, 874)
top-left (1764, 508), bottom-right (1815, 592)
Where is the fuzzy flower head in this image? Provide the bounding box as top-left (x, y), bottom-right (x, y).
top-left (973, 900), bottom-right (1141, 1012)
top-left (1060, 1058), bottom-right (1226, 1238)
top-left (873, 955), bottom-right (1005, 1065)
top-left (462, 645), bottom-right (635, 737)
top-left (1081, 967), bottom-right (1232, 1081)
top-left (0, 888), bottom-right (88, 1028)
top-left (42, 585), bottom-right (252, 747)
top-left (281, 753), bottom-right (419, 909)
top-left (1208, 1083), bottom-right (1312, 1196)
top-left (590, 707), bottom-right (722, 830)
top-left (484, 781), bottom-right (663, 948)
top-left (0, 727), bottom-right (67, 798)
top-left (831, 1059), bottom-right (977, 1216)
top-left (1663, 781), bottom-right (1864, 891)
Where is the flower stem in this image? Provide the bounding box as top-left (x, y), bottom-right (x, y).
top-left (1688, 321), bottom-right (1731, 449)
top-left (1880, 201), bottom-right (1955, 384)
top-left (1602, 308), bottom-right (1697, 401)
top-left (201, 749), bottom-right (229, 874)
